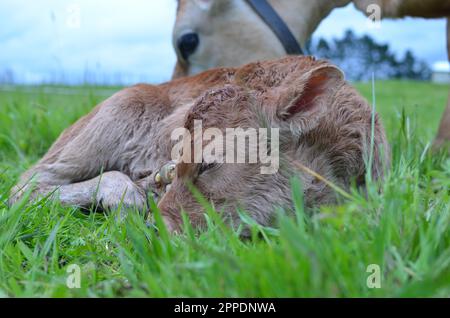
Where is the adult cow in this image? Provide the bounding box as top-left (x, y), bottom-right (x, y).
top-left (172, 0), bottom-right (450, 148)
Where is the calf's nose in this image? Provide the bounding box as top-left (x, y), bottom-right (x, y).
top-left (177, 32), bottom-right (199, 61)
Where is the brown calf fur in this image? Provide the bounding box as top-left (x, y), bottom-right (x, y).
top-left (10, 56), bottom-right (390, 233)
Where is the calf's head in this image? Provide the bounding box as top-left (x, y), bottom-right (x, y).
top-left (158, 59), bottom-right (389, 233)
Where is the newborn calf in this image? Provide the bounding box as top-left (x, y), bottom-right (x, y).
top-left (10, 56), bottom-right (390, 233)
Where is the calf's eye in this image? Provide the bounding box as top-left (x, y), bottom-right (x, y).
top-left (199, 162), bottom-right (218, 175)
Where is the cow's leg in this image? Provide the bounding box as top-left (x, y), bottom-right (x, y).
top-left (434, 93), bottom-right (450, 149)
top-left (9, 140), bottom-right (149, 213)
top-left (434, 17), bottom-right (450, 150)
top-left (10, 85), bottom-right (167, 211)
top-left (12, 171), bottom-right (147, 213)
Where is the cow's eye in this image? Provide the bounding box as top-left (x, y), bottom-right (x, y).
top-left (199, 162), bottom-right (218, 175)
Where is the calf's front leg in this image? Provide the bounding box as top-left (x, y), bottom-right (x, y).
top-left (10, 171), bottom-right (148, 213)
top-left (10, 84), bottom-right (170, 212)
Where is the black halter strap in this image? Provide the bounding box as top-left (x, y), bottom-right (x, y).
top-left (245, 0), bottom-right (304, 55)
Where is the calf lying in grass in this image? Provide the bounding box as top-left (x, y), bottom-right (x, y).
top-left (10, 56), bottom-right (390, 233)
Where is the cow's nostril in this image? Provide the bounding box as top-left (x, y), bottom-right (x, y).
top-left (177, 33), bottom-right (199, 61)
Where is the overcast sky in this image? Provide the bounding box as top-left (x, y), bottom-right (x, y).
top-left (0, 0), bottom-right (447, 84)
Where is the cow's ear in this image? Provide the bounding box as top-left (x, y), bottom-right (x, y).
top-left (276, 64), bottom-right (344, 121)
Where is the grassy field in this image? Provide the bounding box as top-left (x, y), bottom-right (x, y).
top-left (0, 81), bottom-right (449, 297)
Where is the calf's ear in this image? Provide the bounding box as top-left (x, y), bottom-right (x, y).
top-left (271, 64), bottom-right (344, 136)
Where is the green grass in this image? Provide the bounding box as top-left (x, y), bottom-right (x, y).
top-left (0, 81), bottom-right (449, 297)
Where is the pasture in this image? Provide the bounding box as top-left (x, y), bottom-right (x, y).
top-left (0, 81), bottom-right (449, 297)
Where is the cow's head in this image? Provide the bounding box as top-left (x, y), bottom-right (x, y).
top-left (172, 0), bottom-right (352, 79)
top-left (172, 0), bottom-right (290, 78)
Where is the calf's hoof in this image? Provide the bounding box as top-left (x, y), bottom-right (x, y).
top-left (96, 171), bottom-right (148, 214)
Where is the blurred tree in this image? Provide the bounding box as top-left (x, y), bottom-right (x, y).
top-left (0, 69), bottom-right (15, 84)
top-left (308, 30), bottom-right (431, 81)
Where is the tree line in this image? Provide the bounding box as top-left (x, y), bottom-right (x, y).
top-left (306, 29), bottom-right (431, 81)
